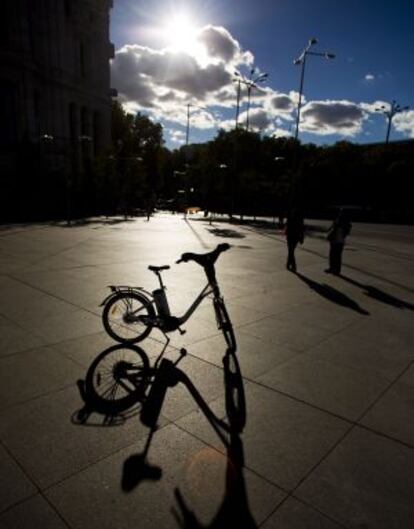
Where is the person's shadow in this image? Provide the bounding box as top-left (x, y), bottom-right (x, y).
top-left (295, 272), bottom-right (370, 315)
top-left (339, 275), bottom-right (414, 311)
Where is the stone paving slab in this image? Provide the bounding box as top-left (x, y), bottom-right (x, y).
top-left (0, 214), bottom-right (413, 528)
top-left (0, 495), bottom-right (68, 529)
top-left (295, 426), bottom-right (414, 529)
top-left (46, 423), bottom-right (285, 529)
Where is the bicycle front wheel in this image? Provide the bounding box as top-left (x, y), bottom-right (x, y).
top-left (85, 344), bottom-right (150, 414)
top-left (102, 291), bottom-right (155, 343)
top-left (214, 297), bottom-right (236, 350)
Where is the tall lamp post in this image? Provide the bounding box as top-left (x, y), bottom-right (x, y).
top-left (245, 69), bottom-right (268, 131)
top-left (293, 38), bottom-right (335, 142)
top-left (375, 100), bottom-right (409, 144)
top-left (233, 73), bottom-right (242, 129)
top-left (233, 69), bottom-right (269, 131)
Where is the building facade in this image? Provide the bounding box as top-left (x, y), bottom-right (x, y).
top-left (1, 0), bottom-right (115, 219)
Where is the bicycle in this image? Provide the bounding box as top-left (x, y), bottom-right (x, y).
top-left (100, 243), bottom-right (235, 349)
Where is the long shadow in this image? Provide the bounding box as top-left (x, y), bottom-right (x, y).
top-left (184, 219), bottom-right (210, 249)
top-left (76, 300), bottom-right (256, 527)
top-left (295, 272), bottom-right (370, 315)
top-left (207, 228), bottom-right (246, 239)
top-left (52, 216), bottom-right (137, 228)
top-left (340, 275), bottom-right (414, 311)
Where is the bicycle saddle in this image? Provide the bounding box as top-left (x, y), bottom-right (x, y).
top-left (176, 243), bottom-right (230, 267)
top-left (148, 265), bottom-right (170, 273)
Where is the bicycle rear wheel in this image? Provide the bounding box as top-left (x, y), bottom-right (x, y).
top-left (102, 291), bottom-right (155, 343)
top-left (85, 344), bottom-right (150, 414)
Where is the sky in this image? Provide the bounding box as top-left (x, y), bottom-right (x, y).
top-left (110, 0), bottom-right (414, 149)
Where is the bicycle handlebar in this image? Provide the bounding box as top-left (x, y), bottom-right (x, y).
top-left (176, 243), bottom-right (231, 266)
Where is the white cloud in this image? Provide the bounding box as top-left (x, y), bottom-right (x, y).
top-left (238, 108), bottom-right (273, 132)
top-left (197, 25), bottom-right (238, 62)
top-left (169, 129), bottom-right (186, 144)
top-left (112, 24), bottom-right (404, 143)
top-left (110, 23), bottom-right (256, 122)
top-left (300, 100), bottom-right (366, 136)
top-left (112, 44), bottom-right (232, 104)
top-left (359, 100), bottom-right (389, 113)
top-left (393, 110), bottom-right (414, 138)
top-left (272, 127), bottom-right (293, 138)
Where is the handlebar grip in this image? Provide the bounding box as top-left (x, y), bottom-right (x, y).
top-left (218, 243), bottom-right (231, 252)
top-left (176, 253), bottom-right (191, 264)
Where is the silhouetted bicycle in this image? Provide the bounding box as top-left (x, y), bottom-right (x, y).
top-left (100, 243), bottom-right (235, 349)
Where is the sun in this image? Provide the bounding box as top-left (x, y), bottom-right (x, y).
top-left (163, 14), bottom-right (200, 54)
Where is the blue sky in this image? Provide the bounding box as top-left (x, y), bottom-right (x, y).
top-left (110, 0), bottom-right (414, 148)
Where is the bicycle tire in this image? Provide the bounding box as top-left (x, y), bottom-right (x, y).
top-left (85, 344), bottom-right (150, 414)
top-left (102, 291), bottom-right (155, 344)
top-left (214, 297), bottom-right (236, 350)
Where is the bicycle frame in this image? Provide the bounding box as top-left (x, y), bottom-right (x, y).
top-left (171, 282), bottom-right (215, 327)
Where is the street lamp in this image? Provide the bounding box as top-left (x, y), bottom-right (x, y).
top-left (375, 100), bottom-right (409, 144)
top-left (246, 69), bottom-right (268, 131)
top-left (293, 38), bottom-right (335, 141)
top-left (233, 73), bottom-right (242, 129)
top-left (233, 69), bottom-right (269, 131)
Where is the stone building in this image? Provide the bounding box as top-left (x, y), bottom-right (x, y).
top-left (0, 0), bottom-right (115, 219)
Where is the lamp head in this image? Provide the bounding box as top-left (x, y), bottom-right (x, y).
top-left (309, 37), bottom-right (318, 46)
top-left (325, 52), bottom-right (335, 59)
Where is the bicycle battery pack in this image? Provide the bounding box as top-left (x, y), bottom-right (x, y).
top-left (153, 289), bottom-right (171, 317)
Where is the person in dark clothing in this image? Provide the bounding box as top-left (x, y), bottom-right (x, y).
top-left (285, 209), bottom-right (305, 272)
top-left (326, 209), bottom-right (352, 275)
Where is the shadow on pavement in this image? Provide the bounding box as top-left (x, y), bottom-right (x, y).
top-left (295, 272), bottom-right (370, 315)
top-left (75, 299), bottom-right (257, 528)
top-left (339, 275), bottom-right (414, 310)
top-left (207, 228), bottom-right (246, 239)
top-left (52, 216), bottom-right (138, 228)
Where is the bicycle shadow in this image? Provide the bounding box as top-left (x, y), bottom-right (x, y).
top-left (171, 349), bottom-right (255, 528)
top-left (295, 272), bottom-right (370, 315)
top-left (76, 299), bottom-right (256, 527)
top-left (339, 274), bottom-right (414, 311)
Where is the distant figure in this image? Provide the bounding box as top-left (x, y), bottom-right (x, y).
top-left (326, 209), bottom-right (352, 275)
top-left (146, 193), bottom-right (156, 222)
top-left (285, 209), bottom-right (305, 272)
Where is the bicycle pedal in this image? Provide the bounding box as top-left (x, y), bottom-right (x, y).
top-left (178, 327), bottom-right (186, 335)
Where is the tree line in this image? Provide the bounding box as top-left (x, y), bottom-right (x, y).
top-left (108, 103), bottom-right (413, 223)
top-left (2, 102), bottom-right (413, 223)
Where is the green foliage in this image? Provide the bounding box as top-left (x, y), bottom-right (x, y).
top-left (107, 102), bottom-right (167, 214)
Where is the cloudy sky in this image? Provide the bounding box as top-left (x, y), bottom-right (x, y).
top-left (110, 0), bottom-right (414, 148)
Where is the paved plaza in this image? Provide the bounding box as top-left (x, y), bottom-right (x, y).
top-left (0, 214), bottom-right (413, 528)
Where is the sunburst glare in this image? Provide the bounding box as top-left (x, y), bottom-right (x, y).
top-left (163, 13), bottom-right (202, 55)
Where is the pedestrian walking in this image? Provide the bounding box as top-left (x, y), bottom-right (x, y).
top-left (325, 209), bottom-right (352, 275)
top-left (285, 209), bottom-right (305, 272)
